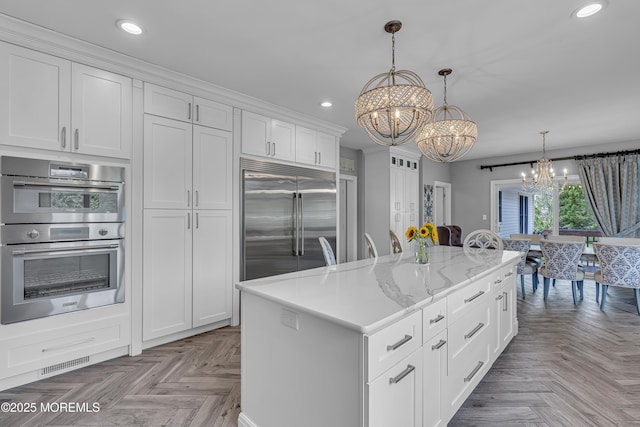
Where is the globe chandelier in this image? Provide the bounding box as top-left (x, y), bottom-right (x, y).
top-left (521, 131), bottom-right (567, 194)
top-left (415, 68), bottom-right (477, 162)
top-left (355, 20), bottom-right (433, 147)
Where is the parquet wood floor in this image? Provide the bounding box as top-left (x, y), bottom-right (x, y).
top-left (1, 277), bottom-right (639, 426)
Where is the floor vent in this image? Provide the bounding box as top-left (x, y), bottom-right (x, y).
top-left (40, 356), bottom-right (90, 377)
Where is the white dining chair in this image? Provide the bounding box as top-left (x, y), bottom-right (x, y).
top-left (389, 229), bottom-right (403, 254)
top-left (463, 229), bottom-right (503, 251)
top-left (318, 236), bottom-right (336, 266)
top-left (364, 232), bottom-right (378, 258)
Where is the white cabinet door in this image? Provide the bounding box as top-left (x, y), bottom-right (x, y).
top-left (241, 110), bottom-right (270, 157)
top-left (144, 82), bottom-right (193, 122)
top-left (143, 115), bottom-right (193, 209)
top-left (71, 63), bottom-right (132, 158)
top-left (193, 125), bottom-right (232, 210)
top-left (270, 119), bottom-right (295, 162)
top-left (493, 282), bottom-right (515, 357)
top-left (424, 330), bottom-right (448, 427)
top-left (405, 170), bottom-right (419, 215)
top-left (316, 131), bottom-right (336, 169)
top-left (192, 210), bottom-right (232, 327)
top-left (0, 42), bottom-right (70, 151)
top-left (143, 210), bottom-right (193, 341)
top-left (193, 96), bottom-right (233, 131)
top-left (368, 348), bottom-right (422, 427)
top-left (295, 125), bottom-right (317, 166)
top-left (390, 167), bottom-right (404, 213)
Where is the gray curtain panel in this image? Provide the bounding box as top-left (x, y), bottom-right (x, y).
top-left (577, 154), bottom-right (640, 238)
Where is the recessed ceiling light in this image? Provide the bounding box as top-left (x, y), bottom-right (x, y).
top-left (320, 101), bottom-right (333, 108)
top-left (117, 19), bottom-right (143, 35)
top-left (572, 1), bottom-right (607, 19)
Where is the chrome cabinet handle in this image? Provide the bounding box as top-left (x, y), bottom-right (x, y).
top-left (272, 143), bottom-right (276, 156)
top-left (61, 126), bottom-right (66, 148)
top-left (430, 314), bottom-right (445, 324)
top-left (187, 212), bottom-right (191, 229)
top-left (505, 271), bottom-right (514, 277)
top-left (496, 294), bottom-right (504, 301)
top-left (318, 151), bottom-right (321, 164)
top-left (464, 290), bottom-right (485, 303)
top-left (464, 361), bottom-right (484, 383)
top-left (464, 322), bottom-right (485, 339)
top-left (387, 334), bottom-right (412, 351)
top-left (195, 190), bottom-right (199, 207)
top-left (196, 104), bottom-right (199, 122)
top-left (495, 278), bottom-right (503, 284)
top-left (74, 128), bottom-right (79, 150)
top-left (503, 291), bottom-right (508, 312)
top-left (196, 212), bottom-right (199, 229)
top-left (389, 364), bottom-right (415, 385)
top-left (188, 102), bottom-right (192, 120)
top-left (315, 152), bottom-right (318, 164)
top-left (187, 190), bottom-right (191, 207)
top-left (432, 339), bottom-right (446, 350)
top-left (42, 337), bottom-right (95, 352)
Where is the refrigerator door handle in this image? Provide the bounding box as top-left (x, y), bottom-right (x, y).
top-left (293, 193), bottom-right (299, 256)
top-left (299, 193), bottom-right (304, 255)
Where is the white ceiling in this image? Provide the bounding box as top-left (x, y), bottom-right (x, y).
top-left (1, 0), bottom-right (638, 160)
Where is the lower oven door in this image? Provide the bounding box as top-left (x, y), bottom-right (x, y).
top-left (1, 239), bottom-right (124, 324)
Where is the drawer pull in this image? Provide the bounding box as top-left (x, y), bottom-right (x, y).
top-left (430, 314), bottom-right (445, 324)
top-left (431, 339), bottom-right (447, 350)
top-left (464, 322), bottom-right (485, 339)
top-left (494, 278), bottom-right (503, 284)
top-left (505, 271), bottom-right (513, 277)
top-left (464, 290), bottom-right (485, 303)
top-left (387, 334), bottom-right (412, 351)
top-left (389, 364), bottom-right (415, 384)
top-left (464, 361), bottom-right (484, 383)
top-left (496, 294), bottom-right (504, 301)
top-left (42, 337), bottom-right (96, 353)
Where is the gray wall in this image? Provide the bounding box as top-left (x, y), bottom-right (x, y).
top-left (340, 146), bottom-right (365, 259)
top-left (450, 140), bottom-right (640, 235)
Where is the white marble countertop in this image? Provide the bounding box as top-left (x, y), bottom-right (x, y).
top-left (236, 245), bottom-right (521, 334)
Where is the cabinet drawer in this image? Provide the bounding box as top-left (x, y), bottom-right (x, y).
top-left (422, 297), bottom-right (447, 343)
top-left (448, 304), bottom-right (491, 360)
top-left (367, 348), bottom-right (422, 427)
top-left (447, 277), bottom-right (491, 323)
top-left (366, 311), bottom-right (422, 381)
top-left (446, 324), bottom-right (491, 415)
top-left (492, 264), bottom-right (516, 291)
top-left (1, 316), bottom-right (129, 378)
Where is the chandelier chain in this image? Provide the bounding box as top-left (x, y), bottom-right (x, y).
top-left (390, 31), bottom-right (396, 74)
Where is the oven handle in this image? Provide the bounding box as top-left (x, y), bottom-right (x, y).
top-left (13, 244), bottom-right (119, 255)
top-left (13, 180), bottom-right (121, 191)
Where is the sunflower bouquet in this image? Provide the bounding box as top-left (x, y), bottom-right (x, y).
top-left (406, 222), bottom-right (438, 263)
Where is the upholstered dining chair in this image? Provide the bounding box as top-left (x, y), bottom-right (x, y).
top-left (463, 229), bottom-right (503, 251)
top-left (539, 240), bottom-right (586, 304)
top-left (510, 233), bottom-right (542, 290)
top-left (318, 236), bottom-right (336, 266)
top-left (364, 232), bottom-right (379, 258)
top-left (436, 226), bottom-right (451, 246)
top-left (502, 238), bottom-right (538, 298)
top-left (593, 241), bottom-right (640, 315)
top-left (389, 230), bottom-right (403, 254)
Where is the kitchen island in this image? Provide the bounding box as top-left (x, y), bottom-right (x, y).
top-left (237, 245), bottom-right (521, 427)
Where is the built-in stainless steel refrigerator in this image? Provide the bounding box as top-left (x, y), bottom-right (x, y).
top-left (241, 159), bottom-right (337, 280)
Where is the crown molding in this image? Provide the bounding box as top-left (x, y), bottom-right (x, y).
top-left (0, 13), bottom-right (347, 137)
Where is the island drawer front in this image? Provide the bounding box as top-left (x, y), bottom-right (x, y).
top-left (422, 298), bottom-right (447, 344)
top-left (366, 310), bottom-right (422, 381)
top-left (447, 276), bottom-right (491, 323)
top-left (492, 263), bottom-right (516, 291)
top-left (448, 304), bottom-right (492, 359)
top-left (445, 325), bottom-right (491, 415)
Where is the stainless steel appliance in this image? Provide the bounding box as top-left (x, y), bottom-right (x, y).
top-left (0, 156), bottom-right (125, 324)
top-left (241, 159), bottom-right (336, 280)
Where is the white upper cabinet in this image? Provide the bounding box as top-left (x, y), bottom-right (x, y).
top-left (241, 110), bottom-right (295, 162)
top-left (295, 125), bottom-right (336, 169)
top-left (0, 42), bottom-right (132, 158)
top-left (192, 125), bottom-right (232, 210)
top-left (143, 82), bottom-right (233, 131)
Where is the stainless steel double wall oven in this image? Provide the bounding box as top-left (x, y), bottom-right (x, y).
top-left (1, 156), bottom-right (125, 324)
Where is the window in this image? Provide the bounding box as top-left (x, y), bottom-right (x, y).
top-left (519, 195), bottom-right (528, 233)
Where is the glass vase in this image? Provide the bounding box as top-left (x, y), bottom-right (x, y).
top-left (415, 239), bottom-right (430, 264)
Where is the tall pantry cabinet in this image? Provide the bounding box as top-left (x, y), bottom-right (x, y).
top-left (142, 83), bottom-right (234, 343)
top-left (364, 147), bottom-right (420, 256)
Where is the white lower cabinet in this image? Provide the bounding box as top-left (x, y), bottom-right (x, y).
top-left (423, 329), bottom-right (448, 427)
top-left (492, 265), bottom-right (517, 360)
top-left (142, 209), bottom-right (232, 341)
top-left (368, 348), bottom-right (423, 427)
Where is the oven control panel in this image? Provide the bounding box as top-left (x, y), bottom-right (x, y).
top-left (2, 223), bottom-right (124, 245)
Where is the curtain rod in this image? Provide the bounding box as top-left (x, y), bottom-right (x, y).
top-left (480, 148), bottom-right (640, 171)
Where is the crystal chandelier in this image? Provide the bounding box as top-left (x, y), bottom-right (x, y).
top-left (521, 131), bottom-right (567, 194)
top-left (416, 68), bottom-right (477, 162)
top-left (355, 21), bottom-right (433, 147)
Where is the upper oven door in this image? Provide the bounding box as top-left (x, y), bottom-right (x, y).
top-left (1, 176), bottom-right (124, 224)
